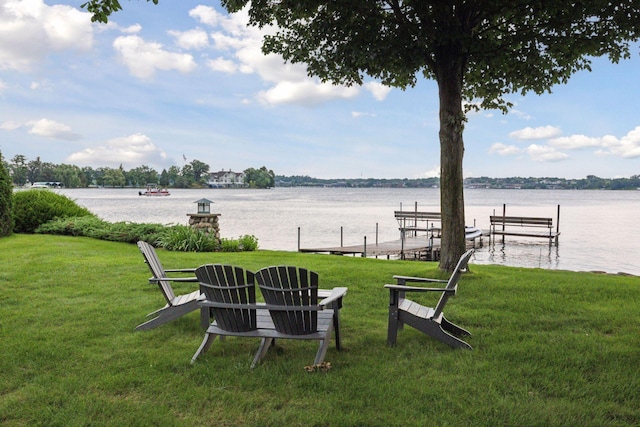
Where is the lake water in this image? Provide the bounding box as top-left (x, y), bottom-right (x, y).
top-left (57, 187), bottom-right (640, 276)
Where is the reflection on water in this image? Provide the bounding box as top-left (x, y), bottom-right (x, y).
top-left (484, 241), bottom-right (560, 270)
top-left (55, 187), bottom-right (640, 276)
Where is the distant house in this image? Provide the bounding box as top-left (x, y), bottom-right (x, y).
top-left (207, 170), bottom-right (245, 188)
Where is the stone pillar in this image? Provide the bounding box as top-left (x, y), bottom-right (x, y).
top-left (187, 213), bottom-right (221, 241)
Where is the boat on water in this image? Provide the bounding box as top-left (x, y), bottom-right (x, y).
top-left (139, 184), bottom-right (170, 196)
top-left (465, 226), bottom-right (482, 240)
top-left (31, 181), bottom-right (63, 189)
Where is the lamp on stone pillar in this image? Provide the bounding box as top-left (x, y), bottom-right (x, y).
top-left (188, 198), bottom-right (221, 241)
top-left (195, 198), bottom-right (212, 214)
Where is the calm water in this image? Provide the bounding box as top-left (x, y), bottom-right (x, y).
top-left (57, 187), bottom-right (640, 276)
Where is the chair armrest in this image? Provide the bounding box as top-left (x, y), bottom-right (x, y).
top-left (384, 284), bottom-right (455, 293)
top-left (198, 301), bottom-right (269, 310)
top-left (319, 287), bottom-right (348, 307)
top-left (393, 275), bottom-right (448, 285)
top-left (164, 268), bottom-right (196, 273)
top-left (148, 276), bottom-right (198, 283)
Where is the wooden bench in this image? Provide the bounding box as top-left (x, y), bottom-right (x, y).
top-left (490, 215), bottom-right (560, 245)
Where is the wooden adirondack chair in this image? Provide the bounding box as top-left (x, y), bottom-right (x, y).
top-left (135, 241), bottom-right (205, 331)
top-left (385, 249), bottom-right (474, 349)
top-left (191, 264), bottom-right (261, 365)
top-left (255, 266), bottom-right (347, 367)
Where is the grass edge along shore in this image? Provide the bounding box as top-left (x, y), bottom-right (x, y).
top-left (1, 234), bottom-right (638, 426)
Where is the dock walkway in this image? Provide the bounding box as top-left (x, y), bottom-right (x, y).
top-left (299, 236), bottom-right (438, 259)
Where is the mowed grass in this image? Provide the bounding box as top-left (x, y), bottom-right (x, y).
top-left (1, 234), bottom-right (638, 426)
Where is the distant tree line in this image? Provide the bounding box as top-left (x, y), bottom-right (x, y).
top-left (277, 175), bottom-right (640, 190)
top-left (465, 175), bottom-right (640, 190)
top-left (3, 153), bottom-right (637, 190)
top-left (2, 154), bottom-right (274, 189)
top-left (276, 176), bottom-right (440, 188)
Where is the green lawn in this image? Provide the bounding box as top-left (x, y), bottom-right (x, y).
top-left (1, 234), bottom-right (638, 426)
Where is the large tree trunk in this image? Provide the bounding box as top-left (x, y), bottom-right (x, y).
top-left (436, 60), bottom-right (467, 272)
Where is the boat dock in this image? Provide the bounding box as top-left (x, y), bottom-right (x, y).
top-left (299, 234), bottom-right (484, 261)
top-left (299, 235), bottom-right (441, 259)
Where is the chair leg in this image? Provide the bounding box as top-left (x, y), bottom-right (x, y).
top-left (251, 338), bottom-right (274, 369)
top-left (428, 324), bottom-right (472, 350)
top-left (441, 315), bottom-right (471, 337)
top-left (332, 310), bottom-right (342, 351)
top-left (387, 306), bottom-right (400, 346)
top-left (200, 307), bottom-right (211, 330)
top-left (313, 327), bottom-right (333, 365)
top-left (191, 333), bottom-right (218, 364)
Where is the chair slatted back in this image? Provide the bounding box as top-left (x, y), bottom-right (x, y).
top-left (256, 266), bottom-right (318, 335)
top-left (137, 241), bottom-right (175, 304)
top-left (196, 264), bottom-right (257, 333)
top-left (432, 249), bottom-right (474, 319)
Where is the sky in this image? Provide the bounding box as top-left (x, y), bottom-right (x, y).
top-left (1, 0), bottom-right (640, 180)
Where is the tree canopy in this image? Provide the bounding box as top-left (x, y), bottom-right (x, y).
top-left (82, 0), bottom-right (640, 270)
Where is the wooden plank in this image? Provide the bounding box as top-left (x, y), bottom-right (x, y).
top-left (489, 215), bottom-right (553, 227)
top-left (492, 230), bottom-right (560, 238)
top-left (299, 236), bottom-right (435, 257)
top-left (394, 211), bottom-right (441, 220)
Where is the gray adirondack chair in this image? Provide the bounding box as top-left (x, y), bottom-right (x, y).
top-left (255, 266), bottom-right (347, 367)
top-left (135, 241), bottom-right (204, 331)
top-left (191, 264), bottom-right (261, 365)
top-left (385, 249), bottom-right (474, 349)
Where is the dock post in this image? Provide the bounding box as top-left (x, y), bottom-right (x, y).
top-left (297, 227), bottom-right (300, 252)
top-left (340, 226), bottom-right (343, 247)
top-left (556, 204), bottom-right (561, 245)
top-left (376, 223), bottom-right (379, 245)
top-left (363, 236), bottom-right (367, 258)
top-left (501, 204), bottom-right (506, 244)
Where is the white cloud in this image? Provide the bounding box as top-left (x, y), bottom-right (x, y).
top-left (189, 5), bottom-right (222, 27)
top-left (0, 78), bottom-right (6, 93)
top-left (67, 133), bottom-right (169, 168)
top-left (352, 111), bottom-right (376, 118)
top-left (364, 82), bottom-right (392, 101)
top-left (547, 134), bottom-right (602, 149)
top-left (0, 0), bottom-right (93, 71)
top-left (168, 28), bottom-right (209, 50)
top-left (121, 23), bottom-right (142, 34)
top-left (489, 143), bottom-right (521, 156)
top-left (207, 57), bottom-right (237, 73)
top-left (26, 118), bottom-right (80, 140)
top-left (526, 144), bottom-right (569, 162)
top-left (257, 80), bottom-right (359, 106)
top-left (188, 5), bottom-right (370, 106)
top-left (594, 126), bottom-right (640, 158)
top-left (510, 125), bottom-right (561, 140)
top-left (509, 109), bottom-right (533, 120)
top-left (423, 166), bottom-right (440, 178)
top-left (1, 120), bottom-right (21, 130)
top-left (113, 35), bottom-right (197, 79)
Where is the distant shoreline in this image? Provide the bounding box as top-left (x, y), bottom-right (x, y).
top-left (275, 175), bottom-right (640, 190)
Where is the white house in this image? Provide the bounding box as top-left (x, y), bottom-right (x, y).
top-left (207, 170), bottom-right (245, 188)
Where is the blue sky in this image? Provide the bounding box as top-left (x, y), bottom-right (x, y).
top-left (1, 0), bottom-right (639, 179)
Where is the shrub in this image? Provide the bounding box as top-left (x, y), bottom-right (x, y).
top-left (12, 190), bottom-right (94, 233)
top-left (35, 216), bottom-right (168, 244)
top-left (157, 225), bottom-right (220, 252)
top-left (238, 234), bottom-right (259, 251)
top-left (0, 152), bottom-right (12, 237)
top-left (220, 235), bottom-right (259, 252)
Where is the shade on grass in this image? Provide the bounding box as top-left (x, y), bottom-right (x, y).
top-left (1, 234), bottom-right (638, 426)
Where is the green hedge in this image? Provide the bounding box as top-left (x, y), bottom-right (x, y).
top-left (12, 190), bottom-right (94, 233)
top-left (0, 153), bottom-right (12, 237)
